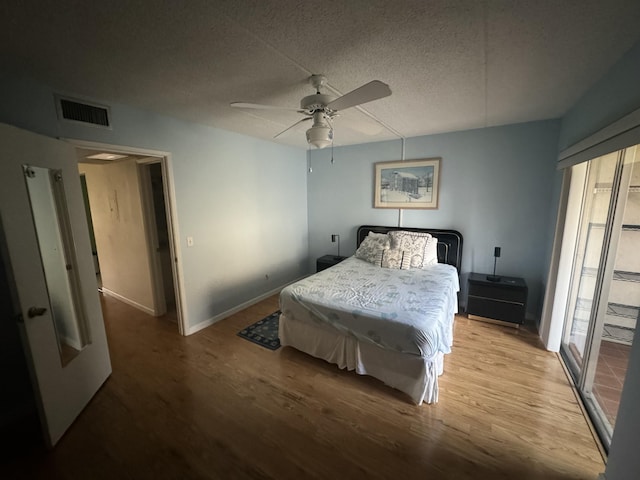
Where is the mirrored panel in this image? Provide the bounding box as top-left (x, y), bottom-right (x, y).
top-left (23, 165), bottom-right (90, 366)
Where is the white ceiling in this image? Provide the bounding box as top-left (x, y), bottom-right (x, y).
top-left (2, 1), bottom-right (640, 148)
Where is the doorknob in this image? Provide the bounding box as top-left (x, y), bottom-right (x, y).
top-left (28, 307), bottom-right (47, 318)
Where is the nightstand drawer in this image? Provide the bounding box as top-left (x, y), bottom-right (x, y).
top-left (468, 295), bottom-right (526, 324)
top-left (468, 283), bottom-right (526, 304)
top-left (467, 272), bottom-right (528, 325)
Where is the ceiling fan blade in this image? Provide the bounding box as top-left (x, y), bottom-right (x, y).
top-left (327, 80), bottom-right (391, 111)
top-left (274, 117), bottom-right (312, 139)
top-left (230, 102), bottom-right (303, 113)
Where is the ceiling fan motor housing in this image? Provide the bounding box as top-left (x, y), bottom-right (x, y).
top-left (301, 94), bottom-right (334, 112)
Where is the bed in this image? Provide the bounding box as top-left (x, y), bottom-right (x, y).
top-left (279, 226), bottom-right (463, 404)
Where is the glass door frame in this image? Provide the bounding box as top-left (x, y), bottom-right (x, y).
top-left (560, 146), bottom-right (636, 448)
top-left (561, 159), bottom-right (598, 377)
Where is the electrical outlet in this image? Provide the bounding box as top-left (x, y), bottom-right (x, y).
top-left (187, 236), bottom-right (194, 247)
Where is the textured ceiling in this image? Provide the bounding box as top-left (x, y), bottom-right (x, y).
top-left (2, 1), bottom-right (640, 148)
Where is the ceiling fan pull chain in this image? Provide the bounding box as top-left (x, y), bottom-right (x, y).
top-left (331, 137), bottom-right (335, 164)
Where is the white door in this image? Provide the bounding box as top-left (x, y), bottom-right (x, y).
top-left (0, 123), bottom-right (111, 447)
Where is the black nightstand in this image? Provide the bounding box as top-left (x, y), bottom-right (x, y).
top-left (316, 255), bottom-right (347, 272)
top-left (467, 272), bottom-right (528, 326)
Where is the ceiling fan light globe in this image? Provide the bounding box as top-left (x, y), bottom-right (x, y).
top-left (306, 125), bottom-right (333, 149)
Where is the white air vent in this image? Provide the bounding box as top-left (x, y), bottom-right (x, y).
top-left (55, 95), bottom-right (111, 129)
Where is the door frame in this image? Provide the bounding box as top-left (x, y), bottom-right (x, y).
top-left (66, 139), bottom-right (187, 336)
top-left (580, 150), bottom-right (631, 393)
top-left (558, 146), bottom-right (637, 449)
top-left (137, 157), bottom-right (177, 320)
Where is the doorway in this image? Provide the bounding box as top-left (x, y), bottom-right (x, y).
top-left (138, 160), bottom-right (177, 322)
top-left (73, 142), bottom-right (184, 334)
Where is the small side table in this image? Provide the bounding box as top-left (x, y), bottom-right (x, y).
top-left (316, 255), bottom-right (347, 272)
top-left (467, 272), bottom-right (528, 327)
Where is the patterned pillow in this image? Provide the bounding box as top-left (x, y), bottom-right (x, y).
top-left (381, 248), bottom-right (411, 270)
top-left (355, 232), bottom-right (390, 264)
top-left (389, 230), bottom-right (433, 269)
top-left (421, 236), bottom-right (439, 267)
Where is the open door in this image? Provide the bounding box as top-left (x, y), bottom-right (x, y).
top-left (0, 123), bottom-right (111, 447)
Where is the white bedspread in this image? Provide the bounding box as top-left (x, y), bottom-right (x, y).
top-left (279, 256), bottom-right (459, 360)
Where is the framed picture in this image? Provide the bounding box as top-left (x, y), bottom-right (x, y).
top-left (374, 158), bottom-right (441, 209)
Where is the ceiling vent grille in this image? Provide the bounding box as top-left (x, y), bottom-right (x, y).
top-left (55, 95), bottom-right (111, 128)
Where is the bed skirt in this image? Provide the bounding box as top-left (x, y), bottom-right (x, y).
top-left (279, 312), bottom-right (445, 404)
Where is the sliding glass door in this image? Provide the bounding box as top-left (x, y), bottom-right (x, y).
top-left (561, 145), bottom-right (639, 448)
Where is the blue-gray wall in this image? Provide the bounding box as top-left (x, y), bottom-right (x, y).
top-left (558, 40), bottom-right (640, 480)
top-left (0, 75), bottom-right (309, 333)
top-left (559, 41), bottom-right (640, 151)
top-left (308, 120), bottom-right (561, 318)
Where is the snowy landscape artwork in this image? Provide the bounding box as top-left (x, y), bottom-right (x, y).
top-left (374, 158), bottom-right (441, 209)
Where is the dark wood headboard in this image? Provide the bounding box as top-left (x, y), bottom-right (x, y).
top-left (356, 225), bottom-right (463, 272)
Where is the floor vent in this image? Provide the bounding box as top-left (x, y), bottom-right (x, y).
top-left (55, 95), bottom-right (111, 128)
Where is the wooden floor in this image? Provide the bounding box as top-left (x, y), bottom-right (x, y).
top-left (6, 294), bottom-right (605, 479)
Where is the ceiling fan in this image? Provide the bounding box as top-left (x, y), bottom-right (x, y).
top-left (230, 75), bottom-right (392, 149)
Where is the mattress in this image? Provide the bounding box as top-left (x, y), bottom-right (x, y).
top-left (279, 256), bottom-right (460, 360)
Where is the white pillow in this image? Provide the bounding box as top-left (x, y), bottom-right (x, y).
top-left (422, 236), bottom-right (439, 267)
top-left (381, 248), bottom-right (411, 270)
top-left (355, 232), bottom-right (390, 264)
top-left (389, 230), bottom-right (432, 269)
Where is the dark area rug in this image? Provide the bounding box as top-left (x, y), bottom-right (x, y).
top-left (237, 311), bottom-right (281, 350)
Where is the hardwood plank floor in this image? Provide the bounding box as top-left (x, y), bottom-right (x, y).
top-left (5, 294), bottom-right (604, 479)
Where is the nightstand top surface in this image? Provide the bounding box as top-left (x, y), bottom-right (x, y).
top-left (317, 254), bottom-right (348, 262)
top-left (468, 272), bottom-right (527, 288)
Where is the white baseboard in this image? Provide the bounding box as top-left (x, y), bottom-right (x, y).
top-left (101, 287), bottom-right (156, 316)
top-left (185, 276), bottom-right (307, 336)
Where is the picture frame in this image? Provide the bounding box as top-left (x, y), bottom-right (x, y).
top-left (374, 158), bottom-right (441, 209)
